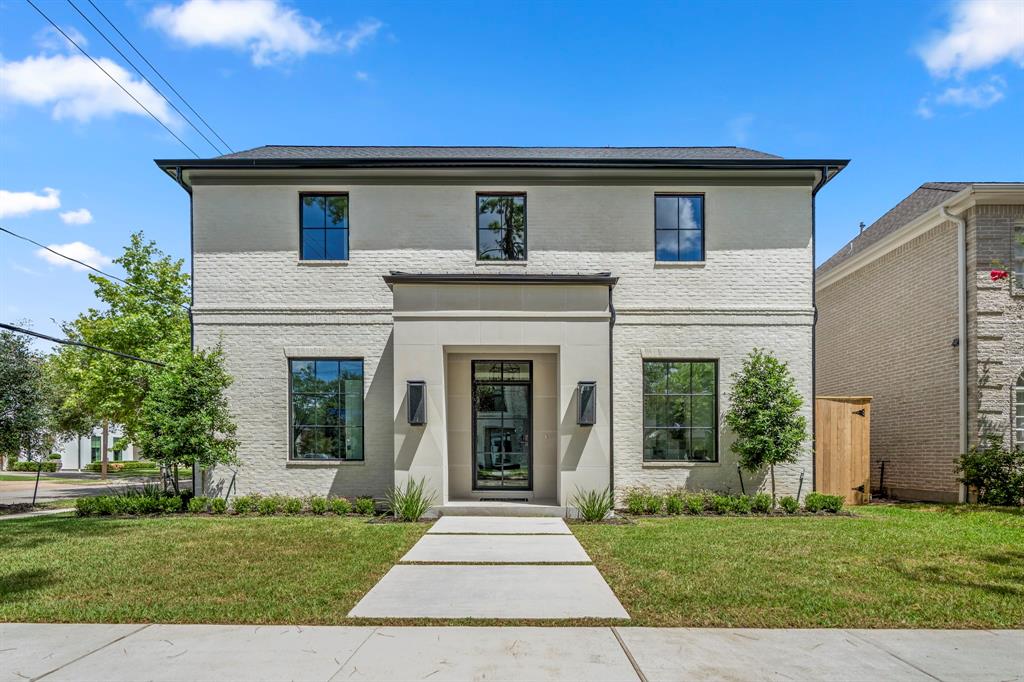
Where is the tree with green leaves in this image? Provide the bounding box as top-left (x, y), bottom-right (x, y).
top-left (0, 328), bottom-right (46, 471)
top-left (724, 348), bottom-right (808, 505)
top-left (134, 346), bottom-right (239, 494)
top-left (51, 231), bottom-right (190, 476)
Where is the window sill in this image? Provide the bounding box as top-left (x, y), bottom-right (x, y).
top-left (297, 260), bottom-right (349, 267)
top-left (642, 460), bottom-right (720, 468)
top-left (286, 459), bottom-right (365, 467)
top-left (475, 260), bottom-right (528, 266)
top-left (654, 260), bottom-right (706, 268)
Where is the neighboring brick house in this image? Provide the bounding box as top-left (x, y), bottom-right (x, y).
top-left (816, 183), bottom-right (1024, 502)
top-left (157, 146), bottom-right (845, 510)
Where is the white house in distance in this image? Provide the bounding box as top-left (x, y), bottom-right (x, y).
top-left (156, 146), bottom-right (846, 512)
top-left (58, 425), bottom-right (136, 471)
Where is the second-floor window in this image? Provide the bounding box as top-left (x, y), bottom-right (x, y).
top-left (655, 194), bottom-right (704, 262)
top-left (300, 194), bottom-right (349, 260)
top-left (1013, 223), bottom-right (1024, 293)
top-left (477, 193), bottom-right (526, 261)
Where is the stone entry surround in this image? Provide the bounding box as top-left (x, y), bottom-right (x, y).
top-left (347, 517), bottom-right (629, 619)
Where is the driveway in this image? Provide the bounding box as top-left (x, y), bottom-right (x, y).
top-left (2, 623), bottom-right (1020, 682)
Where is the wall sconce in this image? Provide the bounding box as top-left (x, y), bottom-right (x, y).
top-left (577, 381), bottom-right (596, 425)
top-left (407, 380), bottom-right (426, 425)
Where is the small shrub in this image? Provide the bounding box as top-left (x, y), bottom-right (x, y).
top-left (711, 494), bottom-right (734, 514)
top-left (752, 492), bottom-right (773, 514)
top-left (9, 461), bottom-right (59, 472)
top-left (354, 497), bottom-right (377, 516)
top-left (210, 498), bottom-right (227, 514)
top-left (684, 495), bottom-right (704, 515)
top-left (188, 496), bottom-right (209, 513)
top-left (623, 487), bottom-right (648, 515)
top-left (643, 493), bottom-right (664, 515)
top-left (330, 497), bottom-right (352, 515)
top-left (257, 496), bottom-right (282, 516)
top-left (231, 495), bottom-right (259, 514)
top-left (779, 496), bottom-right (799, 514)
top-left (572, 487), bottom-right (614, 521)
top-left (386, 478), bottom-right (437, 521)
top-left (309, 496), bottom-right (328, 515)
top-left (664, 494), bottom-right (684, 515)
top-left (732, 495), bottom-right (753, 514)
top-left (47, 453), bottom-right (62, 461)
top-left (75, 497), bottom-right (98, 516)
top-left (805, 492), bottom-right (844, 513)
top-left (283, 497), bottom-right (303, 514)
top-left (161, 496), bottom-right (183, 514)
top-left (956, 436), bottom-right (1024, 506)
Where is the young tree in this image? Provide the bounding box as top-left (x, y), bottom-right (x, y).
top-left (51, 232), bottom-right (190, 476)
top-left (135, 347), bottom-right (238, 494)
top-left (725, 348), bottom-right (808, 505)
top-left (0, 328), bottom-right (46, 471)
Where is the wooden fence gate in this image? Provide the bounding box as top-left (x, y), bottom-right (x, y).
top-left (814, 396), bottom-right (871, 505)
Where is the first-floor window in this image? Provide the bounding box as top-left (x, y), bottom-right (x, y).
top-left (90, 435), bottom-right (101, 462)
top-left (112, 436), bottom-right (123, 462)
top-left (290, 358), bottom-right (364, 460)
top-left (642, 359), bottom-right (717, 461)
top-left (1015, 371), bottom-right (1024, 447)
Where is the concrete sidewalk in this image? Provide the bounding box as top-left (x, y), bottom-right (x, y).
top-left (2, 624), bottom-right (1020, 682)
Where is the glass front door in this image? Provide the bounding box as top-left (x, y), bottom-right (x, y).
top-left (472, 360), bottom-right (532, 490)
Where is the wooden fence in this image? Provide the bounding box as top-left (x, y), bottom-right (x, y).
top-left (814, 396), bottom-right (872, 505)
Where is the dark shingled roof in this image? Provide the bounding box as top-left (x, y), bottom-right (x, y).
top-left (214, 145), bottom-right (783, 161)
top-left (817, 182), bottom-right (972, 277)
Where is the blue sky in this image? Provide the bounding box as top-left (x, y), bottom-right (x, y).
top-left (2, 0), bottom-right (1022, 342)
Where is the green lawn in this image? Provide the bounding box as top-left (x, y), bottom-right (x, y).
top-left (0, 515), bottom-right (426, 624)
top-left (572, 504), bottom-right (1024, 628)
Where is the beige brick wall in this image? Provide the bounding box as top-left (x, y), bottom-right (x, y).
top-left (816, 221), bottom-right (962, 500)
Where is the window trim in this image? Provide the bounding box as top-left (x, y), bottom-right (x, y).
top-left (640, 358), bottom-right (720, 464)
top-left (298, 192), bottom-right (350, 262)
top-left (475, 192), bottom-right (527, 262)
top-left (653, 193), bottom-right (706, 263)
top-left (1011, 222), bottom-right (1024, 297)
top-left (287, 357), bottom-right (366, 462)
top-left (1014, 370), bottom-right (1024, 448)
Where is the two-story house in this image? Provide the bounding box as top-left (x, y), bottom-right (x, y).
top-left (156, 146), bottom-right (846, 511)
top-left (817, 182), bottom-right (1024, 502)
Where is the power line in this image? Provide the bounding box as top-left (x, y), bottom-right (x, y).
top-left (25, 0), bottom-right (200, 158)
top-left (0, 322), bottom-right (166, 366)
top-left (85, 0), bottom-right (233, 154)
top-left (67, 0), bottom-right (227, 156)
top-left (1, 226), bottom-right (192, 313)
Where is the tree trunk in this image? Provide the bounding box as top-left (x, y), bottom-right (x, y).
top-left (770, 465), bottom-right (777, 506)
top-left (101, 420), bottom-right (109, 480)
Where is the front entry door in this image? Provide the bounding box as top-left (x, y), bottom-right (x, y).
top-left (472, 360), bottom-right (532, 491)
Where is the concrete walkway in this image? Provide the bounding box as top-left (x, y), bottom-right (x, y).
top-left (2, 624), bottom-right (1020, 682)
top-left (348, 516), bottom-right (629, 619)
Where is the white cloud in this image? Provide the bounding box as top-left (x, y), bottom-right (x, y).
top-left (915, 98), bottom-right (935, 119)
top-left (148, 0), bottom-right (342, 66)
top-left (0, 187), bottom-right (60, 218)
top-left (60, 208), bottom-right (94, 225)
top-left (34, 25), bottom-right (89, 52)
top-left (341, 19), bottom-right (382, 53)
top-left (0, 53), bottom-right (175, 125)
top-left (918, 0), bottom-right (1024, 76)
top-left (727, 113), bottom-right (755, 144)
top-left (936, 75), bottom-right (1006, 108)
top-left (35, 241), bottom-right (112, 271)
top-left (354, 70), bottom-right (370, 81)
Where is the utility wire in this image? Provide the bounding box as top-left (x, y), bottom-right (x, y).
top-left (0, 322), bottom-right (166, 366)
top-left (25, 0), bottom-right (200, 158)
top-left (1, 226), bottom-right (192, 313)
top-left (67, 0), bottom-right (226, 156)
top-left (85, 0), bottom-right (233, 154)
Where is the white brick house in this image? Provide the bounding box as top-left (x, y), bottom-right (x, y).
top-left (156, 146), bottom-right (845, 509)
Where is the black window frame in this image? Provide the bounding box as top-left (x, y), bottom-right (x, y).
top-left (288, 357), bottom-right (366, 462)
top-left (475, 192), bottom-right (527, 262)
top-left (641, 358), bottom-right (719, 462)
top-left (654, 193), bottom-right (706, 262)
top-left (299, 192), bottom-right (350, 261)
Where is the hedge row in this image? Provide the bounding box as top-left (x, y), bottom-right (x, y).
top-left (75, 491), bottom-right (379, 517)
top-left (621, 488), bottom-right (845, 516)
top-left (7, 461), bottom-right (59, 472)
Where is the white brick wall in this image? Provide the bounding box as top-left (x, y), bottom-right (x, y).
top-left (192, 175), bottom-right (815, 498)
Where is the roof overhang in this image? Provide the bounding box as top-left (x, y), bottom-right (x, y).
top-left (155, 157), bottom-right (848, 191)
top-left (817, 183), bottom-right (1024, 290)
top-left (383, 272), bottom-right (618, 288)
